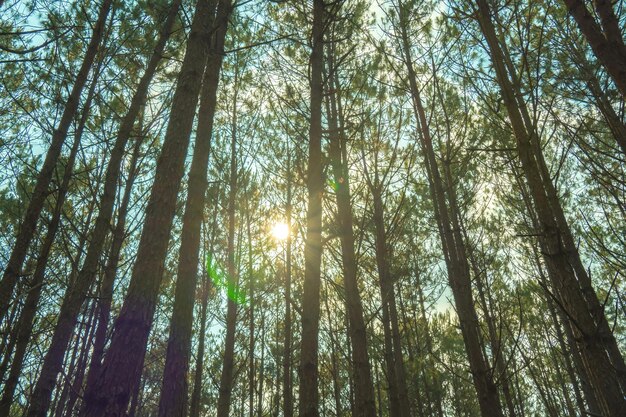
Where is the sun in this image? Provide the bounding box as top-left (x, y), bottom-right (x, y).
top-left (271, 222), bottom-right (289, 241)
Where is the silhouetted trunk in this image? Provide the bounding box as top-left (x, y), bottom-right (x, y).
top-left (282, 149), bottom-right (294, 417)
top-left (0, 0), bottom-right (112, 325)
top-left (562, 0), bottom-right (626, 96)
top-left (189, 216), bottom-right (217, 417)
top-left (299, 1), bottom-right (325, 417)
top-left (365, 175), bottom-right (413, 417)
top-left (247, 200), bottom-right (256, 417)
top-left (83, 1), bottom-right (215, 415)
top-left (414, 271), bottom-right (444, 417)
top-left (55, 299), bottom-right (97, 417)
top-left (158, 2), bottom-right (229, 416)
top-left (324, 286), bottom-right (343, 417)
top-left (216, 52), bottom-right (240, 417)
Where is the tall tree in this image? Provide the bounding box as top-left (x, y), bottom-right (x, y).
top-left (82, 0), bottom-right (217, 415)
top-left (393, 1), bottom-right (505, 415)
top-left (325, 36), bottom-right (377, 417)
top-left (298, 1), bottom-right (325, 416)
top-left (158, 1), bottom-right (231, 415)
top-left (216, 41), bottom-right (241, 417)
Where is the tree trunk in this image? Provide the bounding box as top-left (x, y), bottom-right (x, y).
top-left (476, 1), bottom-right (626, 414)
top-left (299, 1), bottom-right (325, 417)
top-left (325, 43), bottom-right (377, 417)
top-left (0, 0), bottom-right (113, 325)
top-left (282, 149), bottom-right (294, 417)
top-left (562, 0), bottom-right (626, 96)
top-left (158, 2), bottom-right (230, 416)
top-left (216, 51), bottom-right (241, 417)
top-left (189, 216), bottom-right (218, 417)
top-left (395, 2), bottom-right (505, 416)
top-left (82, 1), bottom-right (215, 415)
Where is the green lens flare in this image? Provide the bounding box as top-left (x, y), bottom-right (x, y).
top-left (205, 255), bottom-right (247, 305)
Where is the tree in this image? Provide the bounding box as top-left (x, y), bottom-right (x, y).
top-left (298, 1), bottom-right (325, 416)
top-left (82, 0), bottom-right (217, 414)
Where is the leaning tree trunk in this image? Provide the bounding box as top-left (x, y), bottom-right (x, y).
top-left (82, 1), bottom-right (215, 415)
top-left (158, 2), bottom-right (230, 416)
top-left (562, 0), bottom-right (626, 96)
top-left (0, 0), bottom-right (113, 325)
top-left (476, 0), bottom-right (626, 414)
top-left (80, 110), bottom-right (145, 417)
top-left (299, 1), bottom-right (325, 417)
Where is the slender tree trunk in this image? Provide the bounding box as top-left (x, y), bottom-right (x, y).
top-left (247, 203), bottom-right (256, 417)
top-left (64, 297), bottom-right (98, 417)
top-left (216, 56), bottom-right (241, 417)
top-left (257, 310), bottom-right (266, 417)
top-left (476, 1), bottom-right (626, 414)
top-left (189, 216), bottom-right (217, 417)
top-left (0, 66), bottom-right (98, 417)
top-left (299, 1), bottom-right (325, 417)
top-left (369, 184), bottom-right (413, 417)
top-left (562, 0), bottom-right (626, 96)
top-left (282, 148), bottom-right (294, 417)
top-left (83, 1), bottom-right (215, 415)
top-left (56, 299), bottom-right (97, 417)
top-left (325, 44), bottom-right (377, 417)
top-left (324, 287), bottom-right (343, 417)
top-left (158, 2), bottom-right (230, 416)
top-left (395, 2), bottom-right (505, 416)
top-left (414, 272), bottom-right (444, 417)
top-left (0, 0), bottom-right (113, 324)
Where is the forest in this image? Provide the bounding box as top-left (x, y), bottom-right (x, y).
top-left (0, 0), bottom-right (625, 416)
